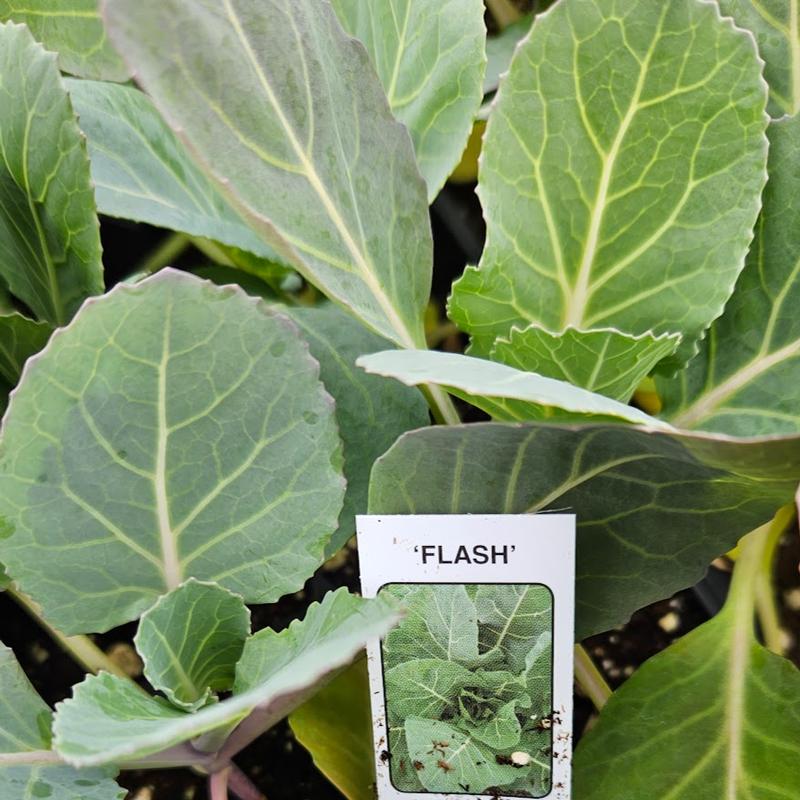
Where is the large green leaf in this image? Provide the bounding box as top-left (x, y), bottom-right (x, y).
top-left (661, 116), bottom-right (800, 436)
top-left (484, 13), bottom-right (533, 95)
top-left (369, 423), bottom-right (800, 638)
top-left (0, 643), bottom-right (124, 800)
top-left (718, 0), bottom-right (800, 116)
top-left (53, 589), bottom-right (400, 767)
top-left (449, 0), bottom-right (768, 364)
top-left (288, 659), bottom-right (376, 800)
top-left (404, 718), bottom-right (522, 794)
top-left (104, 0), bottom-right (432, 350)
top-left (0, 270), bottom-right (345, 633)
top-left (134, 579), bottom-right (251, 711)
top-left (66, 80), bottom-right (283, 264)
top-left (382, 584), bottom-right (479, 668)
top-left (286, 306), bottom-right (429, 555)
top-left (0, 0), bottom-right (129, 82)
top-left (357, 349), bottom-right (667, 425)
top-left (574, 515), bottom-right (800, 799)
top-left (0, 22), bottom-right (103, 326)
top-left (330, 0), bottom-right (486, 200)
top-left (490, 326), bottom-right (680, 402)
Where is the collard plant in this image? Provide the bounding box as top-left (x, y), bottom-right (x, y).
top-left (381, 584), bottom-right (553, 796)
top-left (0, 0), bottom-right (797, 799)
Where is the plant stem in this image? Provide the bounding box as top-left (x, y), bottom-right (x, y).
top-left (486, 0), bottom-right (523, 28)
top-left (209, 767), bottom-right (231, 800)
top-left (8, 588), bottom-right (130, 680)
top-left (421, 384), bottom-right (461, 425)
top-left (228, 763), bottom-right (268, 800)
top-left (574, 643), bottom-right (611, 711)
top-left (135, 232), bottom-right (191, 277)
top-left (735, 506), bottom-right (794, 652)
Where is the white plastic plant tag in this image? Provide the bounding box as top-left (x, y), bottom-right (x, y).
top-left (358, 514), bottom-right (575, 800)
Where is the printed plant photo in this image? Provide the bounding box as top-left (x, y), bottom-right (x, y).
top-left (379, 583), bottom-right (554, 797)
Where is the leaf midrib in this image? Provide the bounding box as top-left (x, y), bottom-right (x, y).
top-left (221, 0), bottom-right (419, 349)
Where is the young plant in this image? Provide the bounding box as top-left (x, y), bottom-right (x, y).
top-left (0, 0), bottom-right (798, 798)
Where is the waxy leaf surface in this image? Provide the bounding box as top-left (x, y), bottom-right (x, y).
top-left (490, 326), bottom-right (680, 402)
top-left (0, 22), bottom-right (103, 326)
top-left (574, 520), bottom-right (800, 799)
top-left (369, 423), bottom-right (800, 638)
top-left (718, 0), bottom-right (800, 116)
top-left (330, 0), bottom-right (487, 200)
top-left (53, 590), bottom-right (400, 766)
top-left (0, 0), bottom-right (129, 81)
top-left (134, 579), bottom-right (251, 711)
top-left (450, 0), bottom-right (768, 365)
top-left (358, 349), bottom-right (665, 426)
top-left (105, 0), bottom-right (432, 349)
top-left (67, 80), bottom-right (281, 264)
top-left (661, 116), bottom-right (800, 436)
top-left (287, 306), bottom-right (429, 555)
top-left (0, 643), bottom-right (124, 799)
top-left (0, 270), bottom-right (344, 633)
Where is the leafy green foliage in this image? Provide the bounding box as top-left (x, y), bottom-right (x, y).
top-left (381, 583), bottom-right (552, 795)
top-left (287, 306), bottom-right (429, 555)
top-left (67, 80), bottom-right (285, 266)
top-left (358, 349), bottom-right (664, 425)
top-left (0, 643), bottom-right (124, 799)
top-left (53, 589), bottom-right (400, 767)
top-left (450, 0), bottom-right (768, 374)
top-left (330, 0), bottom-right (487, 200)
top-left (289, 659), bottom-right (376, 800)
top-left (0, 22), bottom-right (103, 326)
top-left (0, 313), bottom-right (51, 409)
top-left (134, 579), bottom-right (251, 711)
top-left (660, 116), bottom-right (800, 435)
top-left (104, 0), bottom-right (433, 350)
top-left (369, 422), bottom-right (800, 639)
top-left (574, 516), bottom-right (800, 799)
top-left (0, 0), bottom-right (130, 82)
top-left (0, 270), bottom-right (345, 633)
top-left (717, 0), bottom-right (800, 116)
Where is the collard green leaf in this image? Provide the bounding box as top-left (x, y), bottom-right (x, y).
top-left (0, 643), bottom-right (124, 800)
top-left (0, 0), bottom-right (130, 82)
top-left (0, 22), bottom-right (103, 326)
top-left (134, 579), bottom-right (251, 711)
top-left (574, 517), bottom-right (800, 799)
top-left (330, 0), bottom-right (487, 200)
top-left (357, 349), bottom-right (666, 426)
top-left (661, 116), bottom-right (800, 436)
top-left (286, 306), bottom-right (429, 555)
top-left (449, 0), bottom-right (768, 365)
top-left (369, 423), bottom-right (800, 638)
top-left (53, 590), bottom-right (400, 767)
top-left (289, 659), bottom-right (376, 800)
top-left (384, 658), bottom-right (475, 720)
top-left (382, 584), bottom-right (479, 668)
top-left (718, 0), bottom-right (800, 116)
top-left (491, 326), bottom-right (680, 402)
top-left (104, 0), bottom-right (432, 350)
top-left (484, 13), bottom-right (533, 95)
top-left (404, 718), bottom-right (523, 794)
top-left (0, 314), bottom-right (50, 386)
top-left (475, 584), bottom-right (551, 673)
top-left (66, 80), bottom-right (283, 265)
top-left (0, 270), bottom-right (345, 634)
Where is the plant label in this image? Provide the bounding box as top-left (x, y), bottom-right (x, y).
top-left (358, 514), bottom-right (575, 800)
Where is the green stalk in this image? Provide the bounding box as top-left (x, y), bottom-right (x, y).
top-left (9, 587), bottom-right (130, 679)
top-left (574, 643), bottom-right (611, 711)
top-left (135, 232), bottom-right (191, 277)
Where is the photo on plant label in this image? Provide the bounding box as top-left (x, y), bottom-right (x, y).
top-left (378, 583), bottom-right (554, 797)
